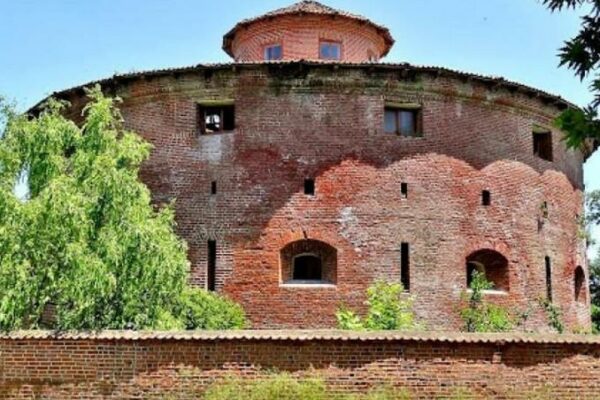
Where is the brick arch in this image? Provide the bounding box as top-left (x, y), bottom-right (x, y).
top-left (466, 248), bottom-right (510, 291)
top-left (280, 239), bottom-right (337, 284)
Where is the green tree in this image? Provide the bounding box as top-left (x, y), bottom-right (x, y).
top-left (0, 87), bottom-right (246, 331)
top-left (543, 0), bottom-right (600, 150)
top-left (336, 281), bottom-right (418, 331)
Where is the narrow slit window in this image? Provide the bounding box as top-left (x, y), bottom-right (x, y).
top-left (482, 190), bottom-right (491, 206)
top-left (574, 266), bottom-right (586, 303)
top-left (207, 240), bottom-right (217, 292)
top-left (384, 107), bottom-right (422, 137)
top-left (533, 130), bottom-right (553, 161)
top-left (401, 243), bottom-right (410, 291)
top-left (198, 104), bottom-right (235, 135)
top-left (319, 41), bottom-right (341, 60)
top-left (264, 44), bottom-right (283, 61)
top-left (304, 179), bottom-right (315, 196)
top-left (401, 182), bottom-right (408, 199)
top-left (545, 256), bottom-right (552, 302)
top-left (211, 181), bottom-right (217, 195)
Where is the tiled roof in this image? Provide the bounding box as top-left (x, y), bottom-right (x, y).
top-left (222, 1), bottom-right (395, 57)
top-left (1, 330), bottom-right (599, 344)
top-left (29, 60), bottom-right (575, 113)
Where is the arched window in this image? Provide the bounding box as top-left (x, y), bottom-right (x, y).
top-left (466, 249), bottom-right (509, 291)
top-left (574, 266), bottom-right (586, 303)
top-left (281, 239), bottom-right (337, 284)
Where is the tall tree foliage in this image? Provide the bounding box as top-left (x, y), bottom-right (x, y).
top-left (0, 87), bottom-right (246, 331)
top-left (544, 0), bottom-right (600, 150)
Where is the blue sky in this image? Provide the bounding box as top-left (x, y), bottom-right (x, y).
top-left (1, 0), bottom-right (598, 254)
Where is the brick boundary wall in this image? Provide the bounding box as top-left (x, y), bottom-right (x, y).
top-left (2, 331), bottom-right (600, 399)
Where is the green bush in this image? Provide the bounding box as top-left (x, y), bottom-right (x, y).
top-left (539, 298), bottom-right (564, 334)
top-left (337, 281), bottom-right (418, 331)
top-left (460, 271), bottom-right (513, 333)
top-left (203, 373), bottom-right (411, 400)
top-left (173, 287), bottom-right (247, 330)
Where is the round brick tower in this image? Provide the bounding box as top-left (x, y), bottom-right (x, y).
top-left (43, 1), bottom-right (593, 332)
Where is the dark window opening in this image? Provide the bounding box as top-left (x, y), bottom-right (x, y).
top-left (575, 266), bottom-right (586, 303)
top-left (385, 107), bottom-right (422, 137)
top-left (319, 41), bottom-right (341, 60)
top-left (207, 240), bottom-right (217, 291)
top-left (304, 179), bottom-right (315, 196)
top-left (401, 243), bottom-right (410, 291)
top-left (293, 254), bottom-right (323, 281)
top-left (545, 256), bottom-right (552, 302)
top-left (482, 190), bottom-right (491, 206)
top-left (264, 44), bottom-right (283, 61)
top-left (198, 104), bottom-right (235, 135)
top-left (281, 239), bottom-right (337, 285)
top-left (211, 181), bottom-right (217, 195)
top-left (541, 201), bottom-right (549, 219)
top-left (466, 249), bottom-right (509, 291)
top-left (401, 182), bottom-right (408, 199)
top-left (533, 131), bottom-right (553, 161)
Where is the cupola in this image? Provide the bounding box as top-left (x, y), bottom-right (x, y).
top-left (222, 0), bottom-right (395, 63)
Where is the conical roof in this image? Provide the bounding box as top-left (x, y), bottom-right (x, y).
top-left (222, 1), bottom-right (394, 58)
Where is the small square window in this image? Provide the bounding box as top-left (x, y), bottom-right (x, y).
top-left (482, 190), bottom-right (491, 206)
top-left (319, 41), bottom-right (341, 60)
top-left (264, 44), bottom-right (283, 61)
top-left (384, 107), bottom-right (422, 137)
top-left (533, 130), bottom-right (553, 161)
top-left (401, 182), bottom-right (408, 199)
top-left (304, 179), bottom-right (315, 196)
top-left (198, 104), bottom-right (235, 135)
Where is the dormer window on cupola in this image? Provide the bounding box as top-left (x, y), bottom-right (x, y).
top-left (264, 44), bottom-right (283, 61)
top-left (319, 41), bottom-right (341, 60)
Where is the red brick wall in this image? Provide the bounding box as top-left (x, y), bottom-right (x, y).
top-left (229, 15), bottom-right (388, 62)
top-left (2, 332), bottom-right (600, 399)
top-left (61, 63), bottom-right (589, 332)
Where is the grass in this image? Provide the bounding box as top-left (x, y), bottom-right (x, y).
top-left (203, 373), bottom-right (412, 400)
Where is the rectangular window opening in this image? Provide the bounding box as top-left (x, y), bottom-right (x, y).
top-left (533, 130), bottom-right (553, 161)
top-left (207, 240), bottom-right (217, 292)
top-left (401, 243), bottom-right (410, 292)
top-left (264, 44), bottom-right (283, 61)
top-left (384, 106), bottom-right (422, 137)
top-left (211, 181), bottom-right (217, 195)
top-left (482, 190), bottom-right (491, 206)
top-left (319, 41), bottom-right (341, 60)
top-left (545, 256), bottom-right (552, 302)
top-left (198, 104), bottom-right (235, 135)
top-left (401, 182), bottom-right (408, 199)
top-left (304, 178), bottom-right (315, 196)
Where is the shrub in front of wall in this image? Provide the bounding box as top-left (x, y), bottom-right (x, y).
top-left (336, 281), bottom-right (419, 331)
top-left (460, 271), bottom-right (514, 333)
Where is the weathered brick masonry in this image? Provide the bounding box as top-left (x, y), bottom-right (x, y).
top-left (40, 1), bottom-right (592, 331)
top-left (2, 331), bottom-right (600, 399)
